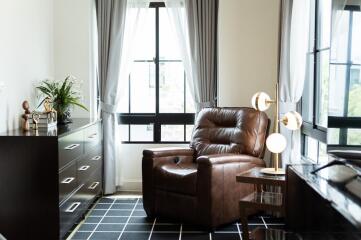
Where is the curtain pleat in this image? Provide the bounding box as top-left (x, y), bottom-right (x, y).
top-left (165, 0), bottom-right (218, 112)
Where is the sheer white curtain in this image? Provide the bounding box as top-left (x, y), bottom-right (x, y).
top-left (279, 0), bottom-right (312, 165)
top-left (163, 0), bottom-right (197, 109)
top-left (115, 0), bottom-right (151, 188)
top-left (330, 0), bottom-right (347, 63)
top-left (97, 0), bottom-right (149, 194)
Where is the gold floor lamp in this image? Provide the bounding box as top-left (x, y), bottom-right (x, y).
top-left (251, 83), bottom-right (303, 175)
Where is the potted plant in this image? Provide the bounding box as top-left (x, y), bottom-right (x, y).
top-left (37, 75), bottom-right (88, 124)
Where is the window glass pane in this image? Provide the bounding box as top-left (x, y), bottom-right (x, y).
top-left (351, 11), bottom-right (361, 64)
top-left (130, 124), bottom-right (153, 142)
top-left (348, 65), bottom-right (361, 116)
top-left (347, 129), bottom-right (361, 145)
top-left (130, 62), bottom-right (156, 113)
top-left (328, 127), bottom-right (340, 145)
top-left (308, 0), bottom-right (316, 52)
top-left (119, 77), bottom-right (129, 113)
top-left (186, 125), bottom-right (194, 142)
top-left (161, 125), bottom-right (184, 142)
top-left (159, 62), bottom-right (185, 113)
top-left (316, 50), bottom-right (329, 127)
top-left (305, 136), bottom-right (318, 162)
top-left (120, 124), bottom-right (129, 141)
top-left (318, 142), bottom-right (328, 164)
top-left (186, 83), bottom-right (195, 113)
top-left (330, 11), bottom-right (350, 63)
top-left (302, 53), bottom-right (315, 123)
top-left (329, 64), bottom-right (347, 116)
top-left (159, 8), bottom-right (182, 60)
top-left (318, 0), bottom-right (332, 49)
top-left (133, 9), bottom-right (155, 61)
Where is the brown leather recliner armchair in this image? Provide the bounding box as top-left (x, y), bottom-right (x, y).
top-left (142, 107), bottom-right (269, 228)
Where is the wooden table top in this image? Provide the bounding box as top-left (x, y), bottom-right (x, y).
top-left (236, 167), bottom-right (286, 186)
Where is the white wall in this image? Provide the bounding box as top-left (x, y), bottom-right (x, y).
top-left (0, 0), bottom-right (54, 133)
top-left (118, 144), bottom-right (188, 192)
top-left (218, 0), bottom-right (280, 112)
top-left (218, 0), bottom-right (280, 165)
top-left (53, 0), bottom-right (96, 119)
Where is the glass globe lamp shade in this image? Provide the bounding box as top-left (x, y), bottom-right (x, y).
top-left (251, 92), bottom-right (271, 111)
top-left (282, 111), bottom-right (303, 130)
top-left (266, 133), bottom-right (287, 154)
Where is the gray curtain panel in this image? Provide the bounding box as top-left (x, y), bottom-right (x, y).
top-left (185, 0), bottom-right (218, 111)
top-left (96, 0), bottom-right (127, 194)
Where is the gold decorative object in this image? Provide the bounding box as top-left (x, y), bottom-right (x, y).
top-left (32, 112), bottom-right (40, 130)
top-left (251, 83), bottom-right (303, 175)
top-left (44, 97), bottom-right (52, 113)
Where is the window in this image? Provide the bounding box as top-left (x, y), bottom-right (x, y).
top-left (301, 0), bottom-right (331, 163)
top-left (328, 4), bottom-right (361, 146)
top-left (302, 1), bottom-right (361, 161)
top-left (119, 3), bottom-right (196, 143)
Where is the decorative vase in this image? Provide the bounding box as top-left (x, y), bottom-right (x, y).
top-left (57, 109), bottom-right (72, 125)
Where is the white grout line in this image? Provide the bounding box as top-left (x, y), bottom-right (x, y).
top-left (261, 216), bottom-right (268, 229)
top-left (87, 198), bottom-right (116, 240)
top-left (117, 198), bottom-right (140, 240)
top-left (178, 224), bottom-right (183, 240)
top-left (148, 218), bottom-right (157, 240)
top-left (236, 223), bottom-right (243, 240)
top-left (78, 230), bottom-right (210, 234)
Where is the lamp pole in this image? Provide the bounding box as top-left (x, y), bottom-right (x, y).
top-left (274, 83), bottom-right (279, 172)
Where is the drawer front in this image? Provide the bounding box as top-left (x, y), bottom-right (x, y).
top-left (84, 123), bottom-right (102, 153)
top-left (82, 169), bottom-right (103, 206)
top-left (59, 131), bottom-right (84, 169)
top-left (59, 162), bottom-right (77, 203)
top-left (59, 187), bottom-right (86, 239)
top-left (77, 148), bottom-right (102, 185)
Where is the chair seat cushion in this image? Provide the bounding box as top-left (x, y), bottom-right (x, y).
top-left (155, 163), bottom-right (197, 196)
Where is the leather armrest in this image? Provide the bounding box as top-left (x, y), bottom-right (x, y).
top-left (197, 153), bottom-right (264, 166)
top-left (196, 153), bottom-right (265, 227)
top-left (142, 147), bottom-right (194, 216)
top-left (143, 147), bottom-right (194, 158)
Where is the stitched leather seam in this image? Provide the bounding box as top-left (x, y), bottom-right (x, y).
top-left (252, 111), bottom-right (261, 157)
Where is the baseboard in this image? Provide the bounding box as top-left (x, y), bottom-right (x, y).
top-left (117, 180), bottom-right (142, 192)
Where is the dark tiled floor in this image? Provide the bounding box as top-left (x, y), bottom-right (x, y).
top-left (69, 197), bottom-right (285, 240)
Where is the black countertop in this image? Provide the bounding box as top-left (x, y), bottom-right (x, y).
top-left (290, 164), bottom-right (361, 230)
top-left (0, 118), bottom-right (101, 138)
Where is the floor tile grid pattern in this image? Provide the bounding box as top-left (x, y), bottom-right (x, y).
top-left (69, 197), bottom-right (285, 240)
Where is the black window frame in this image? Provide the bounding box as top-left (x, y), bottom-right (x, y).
top-left (301, 0), bottom-right (328, 161)
top-left (301, 1), bottom-right (361, 160)
top-left (118, 2), bottom-right (196, 144)
top-left (328, 4), bottom-right (361, 147)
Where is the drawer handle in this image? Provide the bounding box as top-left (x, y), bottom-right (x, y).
top-left (79, 165), bottom-right (90, 171)
top-left (66, 202), bottom-right (81, 213)
top-left (91, 156), bottom-right (101, 161)
top-left (64, 144), bottom-right (80, 150)
top-left (88, 133), bottom-right (98, 139)
top-left (61, 177), bottom-right (75, 184)
top-left (88, 182), bottom-right (100, 190)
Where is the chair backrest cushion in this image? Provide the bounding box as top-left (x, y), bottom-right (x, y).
top-left (190, 107), bottom-right (269, 158)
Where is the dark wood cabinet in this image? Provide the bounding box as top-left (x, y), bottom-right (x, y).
top-left (0, 119), bottom-right (103, 239)
top-left (286, 164), bottom-right (361, 233)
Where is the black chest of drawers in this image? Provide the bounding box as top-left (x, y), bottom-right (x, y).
top-left (0, 119), bottom-right (103, 239)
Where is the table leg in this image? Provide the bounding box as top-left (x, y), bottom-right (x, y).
top-left (240, 206), bottom-right (250, 240)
